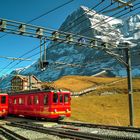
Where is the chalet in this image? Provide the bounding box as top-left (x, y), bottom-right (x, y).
top-left (11, 75), bottom-right (42, 92)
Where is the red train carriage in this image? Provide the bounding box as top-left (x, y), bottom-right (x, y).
top-left (8, 89), bottom-right (71, 120)
top-left (0, 93), bottom-right (8, 118)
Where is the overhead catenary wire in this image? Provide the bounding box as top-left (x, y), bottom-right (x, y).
top-left (0, 0), bottom-right (117, 51)
top-left (0, 1), bottom-right (106, 73)
top-left (0, 0), bottom-right (74, 39)
top-left (61, 0), bottom-right (118, 32)
top-left (78, 1), bottom-right (140, 37)
top-left (0, 1), bottom-right (117, 74)
top-left (3, 43), bottom-right (140, 76)
top-left (0, 1), bottom-right (138, 97)
top-left (58, 0), bottom-right (136, 34)
top-left (1, 47), bottom-right (140, 91)
top-left (94, 2), bottom-right (140, 38)
top-left (0, 0), bottom-right (75, 74)
top-left (0, 0), bottom-right (107, 75)
top-left (102, 0), bottom-right (136, 14)
top-left (27, 0), bottom-right (75, 24)
top-left (0, 0), bottom-right (138, 76)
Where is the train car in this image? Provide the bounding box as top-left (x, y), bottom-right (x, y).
top-left (8, 89), bottom-right (71, 120)
top-left (0, 93), bottom-right (8, 118)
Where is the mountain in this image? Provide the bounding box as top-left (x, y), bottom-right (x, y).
top-left (0, 6), bottom-right (140, 90)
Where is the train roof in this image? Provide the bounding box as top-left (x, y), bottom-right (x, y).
top-left (8, 89), bottom-right (71, 95)
top-left (0, 93), bottom-right (8, 95)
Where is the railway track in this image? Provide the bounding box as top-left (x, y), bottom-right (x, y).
top-left (6, 121), bottom-right (140, 140)
top-left (0, 125), bottom-right (29, 140)
top-left (58, 121), bottom-right (140, 133)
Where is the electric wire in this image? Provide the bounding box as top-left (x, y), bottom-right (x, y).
top-left (27, 0), bottom-right (75, 24)
top-left (0, 0), bottom-right (115, 74)
top-left (0, 0), bottom-right (138, 76)
top-left (96, 2), bottom-right (140, 38)
top-left (78, 2), bottom-right (140, 36)
top-left (4, 45), bottom-right (139, 75)
top-left (1, 48), bottom-right (140, 91)
top-left (0, 0), bottom-right (75, 74)
top-left (61, 0), bottom-right (117, 32)
top-left (0, 0), bottom-right (74, 39)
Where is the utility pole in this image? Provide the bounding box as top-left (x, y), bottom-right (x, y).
top-left (125, 43), bottom-right (134, 127)
top-left (40, 38), bottom-right (43, 69)
top-left (29, 75), bottom-right (32, 90)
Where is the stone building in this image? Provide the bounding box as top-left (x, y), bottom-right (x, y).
top-left (11, 75), bottom-right (41, 92)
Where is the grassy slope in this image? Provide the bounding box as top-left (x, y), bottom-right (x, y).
top-left (71, 93), bottom-right (140, 127)
top-left (54, 75), bottom-right (121, 92)
top-left (54, 76), bottom-right (140, 126)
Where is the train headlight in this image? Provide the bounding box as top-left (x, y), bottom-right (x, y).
top-left (66, 109), bottom-right (69, 112)
top-left (54, 109), bottom-right (57, 113)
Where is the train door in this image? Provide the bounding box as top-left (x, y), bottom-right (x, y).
top-left (59, 92), bottom-right (64, 111)
top-left (52, 91), bottom-right (65, 112)
top-left (27, 95), bottom-right (34, 116)
top-left (33, 95), bottom-right (40, 117)
top-left (0, 94), bottom-right (8, 117)
top-left (18, 96), bottom-right (25, 116)
top-left (60, 92), bottom-right (70, 111)
top-left (11, 96), bottom-right (18, 115)
top-left (42, 93), bottom-right (50, 117)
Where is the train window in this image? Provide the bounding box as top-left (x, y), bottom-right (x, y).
top-left (14, 98), bottom-right (17, 104)
top-left (60, 94), bottom-right (63, 103)
top-left (34, 96), bottom-right (39, 105)
top-left (64, 94), bottom-right (69, 103)
top-left (27, 96), bottom-right (32, 105)
top-left (1, 96), bottom-right (6, 104)
top-left (53, 93), bottom-right (58, 103)
top-left (19, 98), bottom-right (24, 105)
top-left (44, 95), bottom-right (48, 105)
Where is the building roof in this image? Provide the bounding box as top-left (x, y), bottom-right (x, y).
top-left (12, 74), bottom-right (41, 82)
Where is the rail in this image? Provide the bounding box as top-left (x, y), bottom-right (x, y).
top-left (7, 121), bottom-right (140, 140)
top-left (0, 125), bottom-right (29, 140)
top-left (58, 121), bottom-right (140, 133)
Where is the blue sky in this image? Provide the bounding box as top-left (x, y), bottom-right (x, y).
top-left (0, 0), bottom-right (139, 77)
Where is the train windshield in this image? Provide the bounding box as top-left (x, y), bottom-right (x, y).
top-left (64, 94), bottom-right (69, 103)
top-left (60, 94), bottom-right (63, 103)
top-left (53, 92), bottom-right (70, 104)
top-left (53, 93), bottom-right (58, 103)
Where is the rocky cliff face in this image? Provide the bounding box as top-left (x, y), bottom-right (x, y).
top-left (0, 6), bottom-right (140, 90)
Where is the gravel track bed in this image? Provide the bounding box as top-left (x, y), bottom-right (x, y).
top-left (53, 124), bottom-right (140, 140)
top-left (0, 134), bottom-right (7, 140)
top-left (2, 117), bottom-right (140, 140)
top-left (3, 125), bottom-right (70, 140)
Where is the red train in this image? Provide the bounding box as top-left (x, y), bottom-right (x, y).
top-left (8, 89), bottom-right (71, 120)
top-left (0, 93), bottom-right (8, 118)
